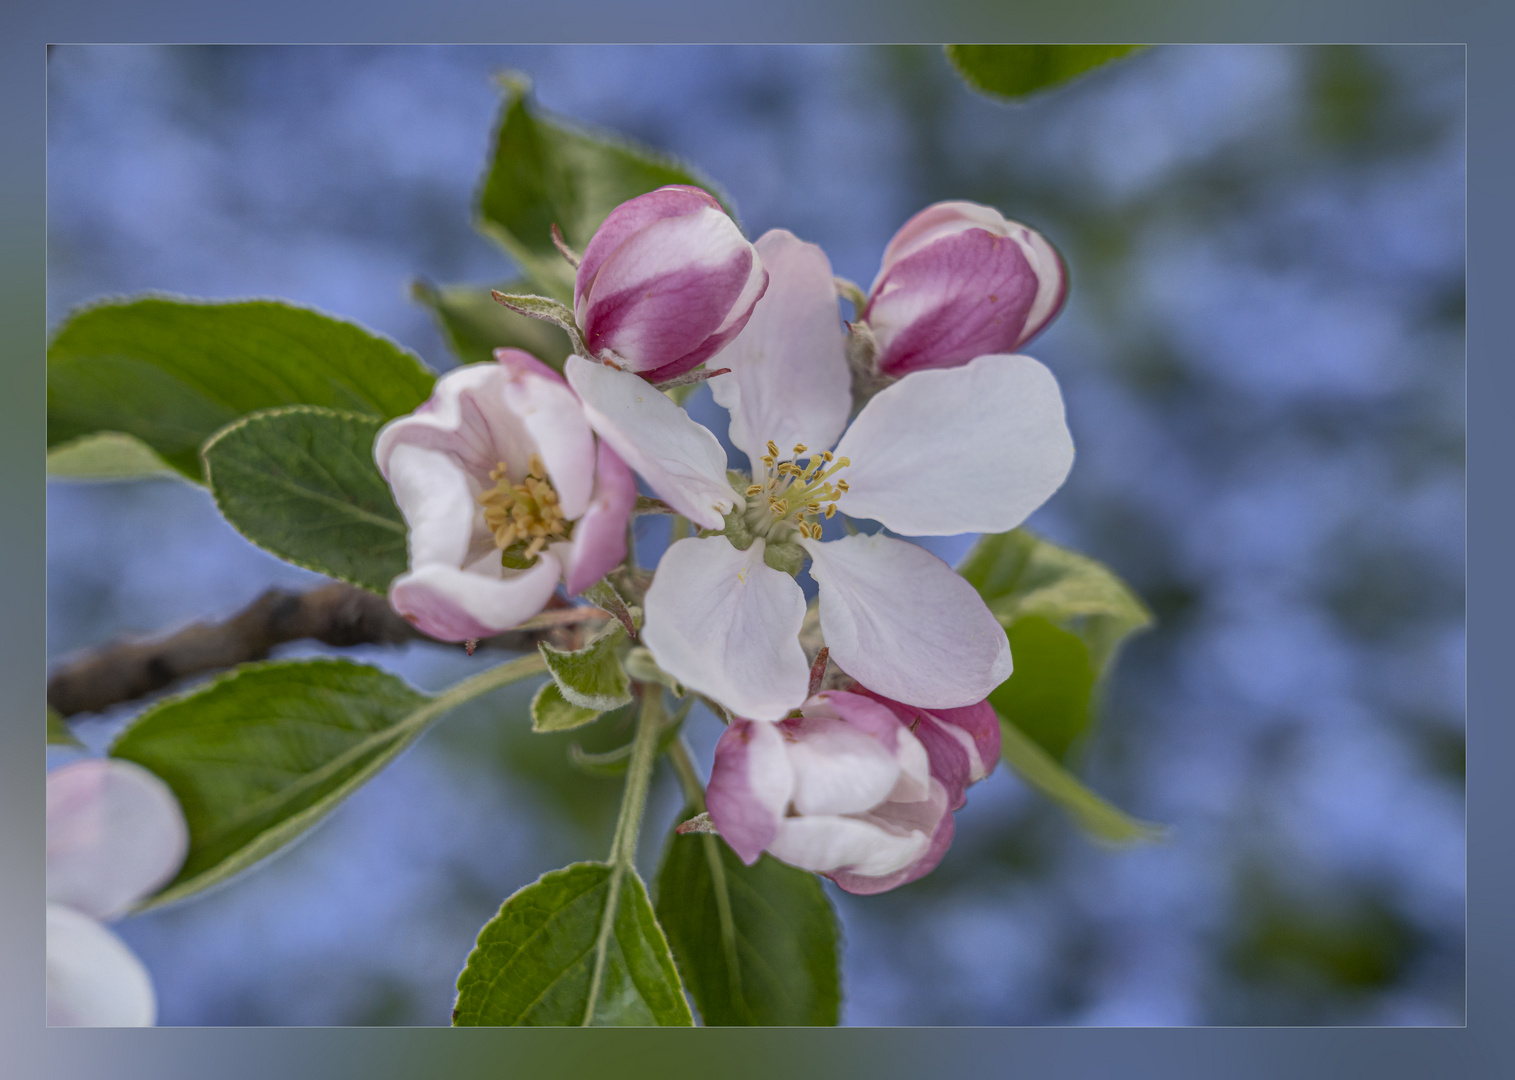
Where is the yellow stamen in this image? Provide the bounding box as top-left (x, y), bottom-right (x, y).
top-left (745, 484), bottom-right (763, 496)
top-left (793, 443), bottom-right (808, 455)
top-left (767, 440), bottom-right (779, 457)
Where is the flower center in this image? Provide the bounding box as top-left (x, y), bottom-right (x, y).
top-left (478, 454), bottom-right (570, 567)
top-left (742, 440), bottom-right (851, 540)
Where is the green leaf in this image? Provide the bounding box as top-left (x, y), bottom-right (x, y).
top-left (201, 406), bottom-right (406, 594)
top-left (656, 817), bottom-right (841, 1026)
top-left (945, 44), bottom-right (1146, 101)
top-left (989, 616), bottom-right (1097, 763)
top-left (48, 297), bottom-right (435, 480)
top-left (453, 861), bottom-right (694, 1026)
top-left (46, 431), bottom-right (180, 482)
top-left (959, 528), bottom-right (1151, 674)
top-left (998, 717), bottom-right (1165, 846)
top-left (960, 529), bottom-right (1159, 842)
top-left (110, 654), bottom-right (545, 908)
top-left (531, 680), bottom-right (603, 733)
top-left (47, 707), bottom-right (82, 747)
top-left (410, 278), bottom-right (573, 369)
top-left (539, 622), bottom-right (632, 712)
top-left (476, 75), bottom-right (735, 300)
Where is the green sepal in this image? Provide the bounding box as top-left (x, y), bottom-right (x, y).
top-left (410, 278), bottom-right (573, 370)
top-left (539, 622), bottom-right (632, 712)
top-left (531, 680), bottom-right (603, 733)
top-left (762, 540), bottom-right (806, 577)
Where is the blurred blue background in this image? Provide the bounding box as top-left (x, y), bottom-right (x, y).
top-left (45, 44), bottom-right (1465, 1026)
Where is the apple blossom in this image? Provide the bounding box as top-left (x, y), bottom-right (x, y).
top-left (864, 200), bottom-right (1067, 376)
top-left (704, 688), bottom-right (1000, 894)
top-left (564, 228), bottom-right (1075, 720)
top-left (47, 758), bottom-right (189, 1026)
top-left (375, 348), bottom-right (636, 642)
top-left (574, 184), bottom-right (769, 382)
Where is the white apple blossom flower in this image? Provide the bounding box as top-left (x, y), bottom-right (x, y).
top-left (47, 758), bottom-right (189, 1026)
top-left (375, 348), bottom-right (637, 641)
top-left (565, 229), bottom-right (1075, 720)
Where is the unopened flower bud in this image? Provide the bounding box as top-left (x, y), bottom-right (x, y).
top-left (574, 185), bottom-right (769, 382)
top-left (864, 200), bottom-right (1066, 376)
top-left (705, 688), bottom-right (1000, 894)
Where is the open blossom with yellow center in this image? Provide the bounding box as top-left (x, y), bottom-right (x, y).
top-left (478, 454), bottom-right (572, 565)
top-left (565, 229), bottom-right (1076, 721)
top-left (375, 349), bottom-right (636, 643)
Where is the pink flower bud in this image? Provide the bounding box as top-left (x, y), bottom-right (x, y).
top-left (574, 185), bottom-right (769, 382)
top-left (705, 688), bottom-right (999, 894)
top-left (864, 200), bottom-right (1067, 376)
top-left (374, 348), bottom-right (636, 642)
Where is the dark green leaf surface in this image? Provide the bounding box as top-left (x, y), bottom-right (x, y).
top-left (946, 44), bottom-right (1146, 101)
top-left (656, 821), bottom-right (841, 1026)
top-left (48, 297), bottom-right (435, 479)
top-left (540, 623), bottom-right (632, 711)
top-left (531, 680), bottom-right (603, 733)
top-left (110, 659), bottom-right (433, 907)
top-left (960, 529), bottom-right (1159, 843)
top-left (989, 616), bottom-right (1097, 762)
top-left (453, 862), bottom-right (693, 1026)
top-left (476, 76), bottom-right (735, 300)
top-left (410, 278), bottom-right (573, 369)
top-left (201, 406), bottom-right (407, 594)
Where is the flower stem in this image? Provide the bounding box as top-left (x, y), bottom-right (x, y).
top-left (666, 735), bottom-right (706, 811)
top-left (581, 683), bottom-right (665, 1025)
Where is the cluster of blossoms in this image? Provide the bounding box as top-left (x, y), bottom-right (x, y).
top-left (377, 186), bottom-right (1072, 893)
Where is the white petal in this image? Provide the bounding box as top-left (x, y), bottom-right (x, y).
top-left (642, 536), bottom-right (809, 721)
top-left (785, 716), bottom-right (902, 817)
top-left (565, 355), bottom-right (736, 530)
top-left (708, 230), bottom-right (850, 470)
top-left (384, 444), bottom-right (479, 570)
top-left (46, 760), bottom-right (188, 920)
top-left (802, 533), bottom-right (1012, 708)
top-left (47, 904), bottom-right (156, 1026)
top-left (769, 814), bottom-right (930, 878)
top-left (833, 354), bottom-right (1074, 536)
top-left (500, 364), bottom-right (597, 520)
top-left (389, 552), bottom-right (564, 641)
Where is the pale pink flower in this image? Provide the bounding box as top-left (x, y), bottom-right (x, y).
top-left (47, 759), bottom-right (188, 1026)
top-left (706, 688), bottom-right (1000, 894)
top-left (375, 348), bottom-right (636, 641)
top-left (565, 229), bottom-right (1074, 720)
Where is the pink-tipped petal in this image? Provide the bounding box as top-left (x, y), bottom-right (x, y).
top-left (46, 904), bottom-right (156, 1027)
top-left (46, 759), bottom-right (188, 920)
top-left (580, 208), bottom-right (758, 375)
top-left (709, 229), bottom-right (850, 471)
top-left (707, 719), bottom-right (794, 864)
top-left (562, 441), bottom-right (636, 596)
top-left (642, 536), bottom-right (810, 721)
top-left (802, 532), bottom-right (1013, 709)
top-left (389, 553), bottom-right (563, 642)
top-left (833, 353), bottom-right (1074, 537)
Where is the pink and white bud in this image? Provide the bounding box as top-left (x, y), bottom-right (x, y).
top-left (375, 348), bottom-right (636, 642)
top-left (705, 689), bottom-right (999, 894)
top-left (574, 185), bottom-right (769, 382)
top-left (864, 200), bottom-right (1067, 377)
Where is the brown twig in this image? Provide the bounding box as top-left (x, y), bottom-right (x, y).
top-left (46, 583), bottom-right (602, 718)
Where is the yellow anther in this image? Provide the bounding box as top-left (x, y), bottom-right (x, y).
top-left (836, 457), bottom-right (851, 468)
top-left (807, 502), bottom-right (821, 512)
top-left (761, 455), bottom-right (775, 467)
top-left (824, 504), bottom-right (837, 518)
top-left (793, 443), bottom-right (808, 455)
top-left (745, 484), bottom-right (763, 496)
top-left (821, 450), bottom-right (834, 462)
top-left (836, 479), bottom-right (850, 492)
top-left (767, 440), bottom-right (779, 457)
